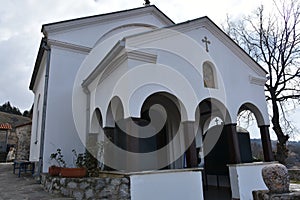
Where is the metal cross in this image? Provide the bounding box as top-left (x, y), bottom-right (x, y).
top-left (202, 36), bottom-right (211, 52)
top-left (215, 118), bottom-right (219, 125)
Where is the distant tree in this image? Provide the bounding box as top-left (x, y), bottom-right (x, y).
top-left (224, 0), bottom-right (300, 164)
top-left (0, 101), bottom-right (22, 115)
top-left (22, 104), bottom-right (33, 118)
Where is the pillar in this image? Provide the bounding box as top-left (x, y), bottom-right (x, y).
top-left (225, 124), bottom-right (241, 164)
top-left (103, 127), bottom-right (115, 170)
top-left (259, 125), bottom-right (274, 161)
top-left (183, 121), bottom-right (198, 168)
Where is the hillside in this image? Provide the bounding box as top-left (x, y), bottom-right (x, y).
top-left (0, 111), bottom-right (31, 129)
top-left (251, 139), bottom-right (300, 168)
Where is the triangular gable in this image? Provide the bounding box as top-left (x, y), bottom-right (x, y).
top-left (30, 5), bottom-right (174, 91)
top-left (124, 16), bottom-right (267, 77)
top-left (42, 5), bottom-right (174, 36)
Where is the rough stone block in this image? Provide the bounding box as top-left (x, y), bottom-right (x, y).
top-left (85, 189), bottom-right (94, 199)
top-left (67, 181), bottom-right (77, 189)
top-left (73, 191), bottom-right (83, 200)
top-left (262, 163), bottom-right (290, 193)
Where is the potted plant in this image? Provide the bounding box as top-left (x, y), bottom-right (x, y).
top-left (59, 149), bottom-right (87, 178)
top-left (49, 148), bottom-right (66, 176)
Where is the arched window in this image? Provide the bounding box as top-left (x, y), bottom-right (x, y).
top-left (34, 94), bottom-right (41, 144)
top-left (203, 62), bottom-right (217, 88)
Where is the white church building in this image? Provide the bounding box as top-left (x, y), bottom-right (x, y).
top-left (29, 4), bottom-right (275, 200)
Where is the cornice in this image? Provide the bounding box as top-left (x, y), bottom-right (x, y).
top-left (82, 40), bottom-right (126, 88)
top-left (47, 39), bottom-right (91, 54)
top-left (98, 50), bottom-right (157, 85)
top-left (43, 6), bottom-right (173, 36)
top-left (82, 43), bottom-right (157, 89)
top-left (249, 75), bottom-right (267, 86)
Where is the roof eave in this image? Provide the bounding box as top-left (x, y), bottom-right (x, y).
top-left (29, 38), bottom-right (47, 91)
top-left (42, 5), bottom-right (174, 35)
top-left (81, 39), bottom-right (126, 88)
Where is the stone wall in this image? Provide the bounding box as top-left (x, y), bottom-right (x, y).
top-left (41, 174), bottom-right (130, 200)
top-left (253, 190), bottom-right (300, 200)
top-left (288, 169), bottom-right (300, 181)
top-left (15, 123), bottom-right (31, 160)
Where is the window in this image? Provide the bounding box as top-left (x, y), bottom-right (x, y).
top-left (203, 62), bottom-right (216, 88)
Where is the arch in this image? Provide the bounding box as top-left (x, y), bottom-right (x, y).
top-left (196, 97), bottom-right (232, 127)
top-left (140, 92), bottom-right (186, 120)
top-left (140, 92), bottom-right (182, 123)
top-left (94, 23), bottom-right (157, 47)
top-left (105, 96), bottom-right (124, 127)
top-left (34, 94), bottom-right (41, 144)
top-left (139, 92), bottom-right (183, 169)
top-left (90, 108), bottom-right (103, 133)
top-left (203, 61), bottom-right (217, 88)
top-left (238, 102), bottom-right (266, 126)
top-left (128, 84), bottom-right (189, 121)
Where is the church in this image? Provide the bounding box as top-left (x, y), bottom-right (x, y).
top-left (29, 3), bottom-right (275, 200)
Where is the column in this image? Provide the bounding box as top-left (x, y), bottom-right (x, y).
top-left (225, 124), bottom-right (241, 164)
top-left (259, 125), bottom-right (274, 161)
top-left (183, 121), bottom-right (198, 168)
top-left (125, 118), bottom-right (140, 171)
top-left (103, 127), bottom-right (115, 170)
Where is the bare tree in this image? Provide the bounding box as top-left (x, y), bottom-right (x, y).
top-left (224, 0), bottom-right (300, 164)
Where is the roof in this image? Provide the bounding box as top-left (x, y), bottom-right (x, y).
top-left (29, 5), bottom-right (174, 91)
top-left (0, 123), bottom-right (12, 130)
top-left (0, 112), bottom-right (31, 129)
top-left (41, 5), bottom-right (174, 34)
top-left (15, 122), bottom-right (32, 128)
top-left (29, 37), bottom-right (47, 90)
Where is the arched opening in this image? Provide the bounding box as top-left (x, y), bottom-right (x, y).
top-left (237, 103), bottom-right (274, 162)
top-left (88, 108), bottom-right (104, 170)
top-left (34, 94), bottom-right (41, 144)
top-left (117, 92), bottom-right (184, 170)
top-left (90, 108), bottom-right (103, 133)
top-left (139, 92), bottom-right (183, 170)
top-left (195, 98), bottom-right (232, 198)
top-left (105, 96), bottom-right (124, 128)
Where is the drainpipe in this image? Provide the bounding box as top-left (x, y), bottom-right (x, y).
top-left (37, 39), bottom-right (51, 177)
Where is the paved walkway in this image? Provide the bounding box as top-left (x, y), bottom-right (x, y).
top-left (1, 162), bottom-right (300, 200)
top-left (0, 163), bottom-right (73, 200)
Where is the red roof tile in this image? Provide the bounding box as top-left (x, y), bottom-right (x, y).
top-left (0, 123), bottom-right (12, 130)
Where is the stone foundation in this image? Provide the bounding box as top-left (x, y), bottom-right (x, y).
top-left (41, 173), bottom-right (130, 200)
top-left (253, 190), bottom-right (300, 200)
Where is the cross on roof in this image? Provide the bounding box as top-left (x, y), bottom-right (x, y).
top-left (202, 36), bottom-right (211, 52)
top-left (144, 0), bottom-right (150, 6)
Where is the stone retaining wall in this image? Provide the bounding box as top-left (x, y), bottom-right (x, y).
top-left (253, 190), bottom-right (300, 200)
top-left (41, 174), bottom-right (130, 200)
top-left (15, 124), bottom-right (31, 160)
top-left (288, 169), bottom-right (300, 181)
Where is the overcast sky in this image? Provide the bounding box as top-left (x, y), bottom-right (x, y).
top-left (0, 0), bottom-right (274, 112)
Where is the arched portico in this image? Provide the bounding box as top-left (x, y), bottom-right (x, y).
top-left (238, 102), bottom-right (274, 162)
top-left (91, 91), bottom-right (200, 171)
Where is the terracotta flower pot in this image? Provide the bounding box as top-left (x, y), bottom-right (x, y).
top-left (60, 167), bottom-right (87, 178)
top-left (48, 166), bottom-right (61, 176)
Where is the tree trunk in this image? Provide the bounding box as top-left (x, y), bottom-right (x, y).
top-left (271, 95), bottom-right (289, 164)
